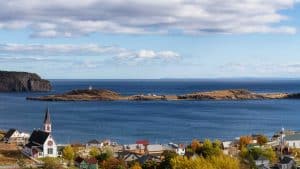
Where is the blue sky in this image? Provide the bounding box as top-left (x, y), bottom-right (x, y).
top-left (0, 0), bottom-right (300, 79)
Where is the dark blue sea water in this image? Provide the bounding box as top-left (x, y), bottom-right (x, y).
top-left (1, 79), bottom-right (300, 144)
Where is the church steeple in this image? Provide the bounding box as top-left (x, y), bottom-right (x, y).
top-left (43, 107), bottom-right (52, 133)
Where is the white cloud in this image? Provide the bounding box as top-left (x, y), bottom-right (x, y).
top-left (0, 0), bottom-right (298, 37)
top-left (0, 56), bottom-right (53, 63)
top-left (0, 43), bottom-right (180, 63)
top-left (114, 49), bottom-right (180, 64)
top-left (136, 50), bottom-right (156, 59)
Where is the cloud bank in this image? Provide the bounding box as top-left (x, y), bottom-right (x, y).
top-left (0, 43), bottom-right (180, 63)
top-left (0, 0), bottom-right (298, 37)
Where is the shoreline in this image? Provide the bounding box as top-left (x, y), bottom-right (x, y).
top-left (26, 88), bottom-right (300, 102)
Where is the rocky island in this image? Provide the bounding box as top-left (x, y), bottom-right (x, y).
top-left (26, 89), bottom-right (299, 101)
top-left (0, 71), bottom-right (51, 92)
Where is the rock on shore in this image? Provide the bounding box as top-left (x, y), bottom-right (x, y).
top-left (0, 71), bottom-right (51, 92)
top-left (177, 89), bottom-right (288, 100)
top-left (26, 88), bottom-right (300, 101)
top-left (27, 89), bottom-right (121, 101)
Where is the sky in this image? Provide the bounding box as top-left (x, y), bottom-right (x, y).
top-left (0, 0), bottom-right (300, 79)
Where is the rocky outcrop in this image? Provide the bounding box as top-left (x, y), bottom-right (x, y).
top-left (27, 88), bottom-right (299, 101)
top-left (27, 89), bottom-right (121, 101)
top-left (0, 71), bottom-right (51, 92)
top-left (128, 95), bottom-right (168, 101)
top-left (177, 89), bottom-right (286, 100)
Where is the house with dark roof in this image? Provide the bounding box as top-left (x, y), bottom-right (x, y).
top-left (75, 156), bottom-right (98, 169)
top-left (86, 139), bottom-right (103, 148)
top-left (22, 108), bottom-right (58, 158)
top-left (2, 128), bottom-right (30, 145)
top-left (121, 151), bottom-right (162, 165)
top-left (120, 142), bottom-right (163, 164)
top-left (275, 156), bottom-right (296, 169)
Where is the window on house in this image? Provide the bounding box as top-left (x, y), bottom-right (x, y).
top-left (48, 148), bottom-right (53, 154)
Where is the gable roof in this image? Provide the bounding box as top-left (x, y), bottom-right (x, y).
top-left (28, 130), bottom-right (50, 145)
top-left (25, 142), bottom-right (40, 149)
top-left (4, 128), bottom-right (17, 139)
top-left (123, 152), bottom-right (142, 161)
top-left (86, 158), bottom-right (97, 164)
top-left (256, 156), bottom-right (269, 161)
top-left (88, 139), bottom-right (101, 144)
top-left (138, 154), bottom-right (161, 164)
top-left (75, 157), bottom-right (97, 164)
top-left (285, 133), bottom-right (300, 141)
top-left (136, 140), bottom-right (149, 145)
top-left (75, 156), bottom-right (84, 163)
top-left (279, 156), bottom-right (295, 164)
top-left (44, 107), bottom-right (51, 124)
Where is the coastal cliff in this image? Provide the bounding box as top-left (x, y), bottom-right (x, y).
top-left (26, 89), bottom-right (299, 101)
top-left (0, 71), bottom-right (51, 92)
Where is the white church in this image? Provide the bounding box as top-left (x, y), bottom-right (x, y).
top-left (23, 108), bottom-right (58, 158)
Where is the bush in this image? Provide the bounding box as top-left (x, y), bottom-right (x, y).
top-left (89, 147), bottom-right (100, 157)
top-left (42, 157), bottom-right (64, 169)
top-left (191, 139), bottom-right (201, 153)
top-left (171, 155), bottom-right (239, 169)
top-left (240, 147), bottom-right (277, 168)
top-left (159, 150), bottom-right (178, 169)
top-left (130, 162), bottom-right (142, 169)
top-left (239, 136), bottom-right (252, 149)
top-left (197, 139), bottom-right (221, 158)
top-left (62, 145), bottom-right (75, 163)
top-left (100, 157), bottom-right (127, 169)
top-left (257, 135), bottom-right (268, 146)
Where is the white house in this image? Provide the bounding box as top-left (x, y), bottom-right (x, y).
top-left (222, 141), bottom-right (232, 155)
top-left (2, 128), bottom-right (30, 145)
top-left (167, 142), bottom-right (185, 156)
top-left (23, 108), bottom-right (58, 158)
top-left (86, 139), bottom-right (103, 148)
top-left (255, 156), bottom-right (270, 169)
top-left (284, 133), bottom-right (300, 148)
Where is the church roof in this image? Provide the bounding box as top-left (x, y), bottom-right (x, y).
top-left (25, 142), bottom-right (41, 148)
top-left (4, 128), bottom-right (17, 139)
top-left (28, 130), bottom-right (50, 145)
top-left (44, 107), bottom-right (51, 124)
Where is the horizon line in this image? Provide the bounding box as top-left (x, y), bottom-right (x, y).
top-left (47, 77), bottom-right (300, 80)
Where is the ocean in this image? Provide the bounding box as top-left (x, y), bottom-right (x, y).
top-left (0, 79), bottom-right (300, 144)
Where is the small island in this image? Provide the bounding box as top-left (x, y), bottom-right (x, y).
top-left (26, 89), bottom-right (300, 101)
top-left (0, 71), bottom-right (51, 92)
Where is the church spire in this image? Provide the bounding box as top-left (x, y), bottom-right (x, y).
top-left (43, 107), bottom-right (52, 133)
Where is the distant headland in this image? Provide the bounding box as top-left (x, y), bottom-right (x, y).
top-left (0, 71), bottom-right (51, 92)
top-left (26, 88), bottom-right (300, 101)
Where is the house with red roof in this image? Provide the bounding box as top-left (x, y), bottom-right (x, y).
top-left (75, 156), bottom-right (98, 169)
